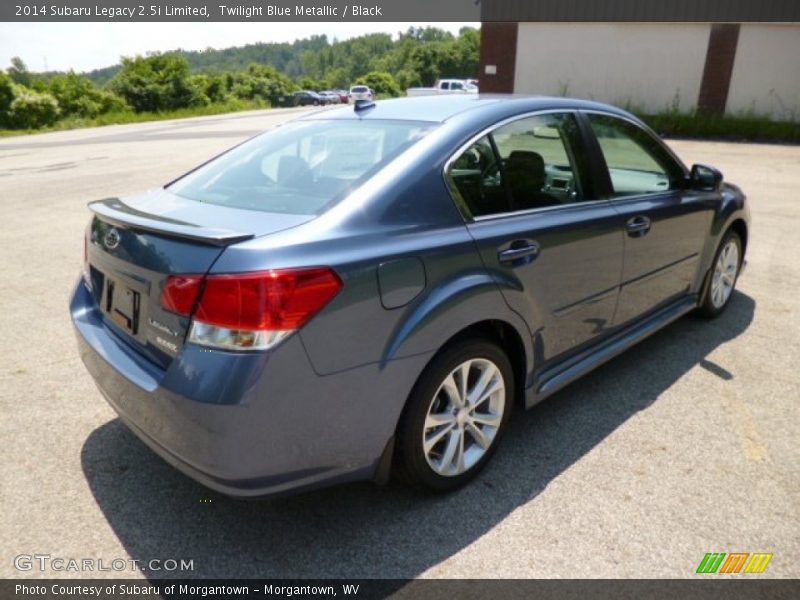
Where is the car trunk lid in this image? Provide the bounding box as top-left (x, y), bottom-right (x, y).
top-left (85, 189), bottom-right (314, 368)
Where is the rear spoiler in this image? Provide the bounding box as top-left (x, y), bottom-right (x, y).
top-left (88, 198), bottom-right (255, 247)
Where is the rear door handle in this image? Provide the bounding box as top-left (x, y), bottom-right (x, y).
top-left (625, 215), bottom-right (652, 237)
top-left (498, 241), bottom-right (540, 264)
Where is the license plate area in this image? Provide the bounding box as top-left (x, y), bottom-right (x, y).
top-left (105, 279), bottom-right (140, 335)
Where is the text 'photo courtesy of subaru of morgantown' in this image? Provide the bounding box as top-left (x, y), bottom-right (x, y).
top-left (71, 95), bottom-right (750, 498)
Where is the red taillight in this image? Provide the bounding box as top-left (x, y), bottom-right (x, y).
top-left (195, 268), bottom-right (342, 331)
top-left (161, 268), bottom-right (342, 332)
top-left (161, 275), bottom-right (204, 316)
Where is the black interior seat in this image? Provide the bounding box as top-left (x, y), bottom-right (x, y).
top-left (506, 150), bottom-right (560, 210)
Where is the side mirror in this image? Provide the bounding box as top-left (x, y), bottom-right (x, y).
top-left (690, 164), bottom-right (723, 192)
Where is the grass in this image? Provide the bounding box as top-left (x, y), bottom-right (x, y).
top-left (0, 98), bottom-right (270, 137)
top-left (639, 111), bottom-right (800, 144)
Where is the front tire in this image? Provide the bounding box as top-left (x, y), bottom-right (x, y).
top-left (395, 338), bottom-right (514, 492)
top-left (698, 230), bottom-right (742, 318)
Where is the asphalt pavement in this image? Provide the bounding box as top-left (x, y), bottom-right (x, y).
top-left (0, 107), bottom-right (798, 579)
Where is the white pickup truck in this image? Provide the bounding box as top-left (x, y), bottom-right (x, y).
top-left (406, 79), bottom-right (478, 97)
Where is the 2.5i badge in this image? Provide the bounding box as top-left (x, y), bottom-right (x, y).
top-left (155, 336), bottom-right (179, 354)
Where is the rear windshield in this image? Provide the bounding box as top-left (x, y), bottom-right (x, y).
top-left (351, 86), bottom-right (368, 93)
top-left (168, 119), bottom-right (435, 215)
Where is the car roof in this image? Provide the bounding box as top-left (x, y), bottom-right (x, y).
top-left (298, 94), bottom-right (637, 124)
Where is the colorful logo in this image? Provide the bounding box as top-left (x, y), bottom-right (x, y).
top-left (696, 553), bottom-right (773, 574)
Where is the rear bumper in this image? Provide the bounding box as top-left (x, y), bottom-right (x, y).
top-left (71, 279), bottom-right (429, 497)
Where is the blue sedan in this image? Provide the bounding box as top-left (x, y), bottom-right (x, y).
top-left (71, 96), bottom-right (750, 496)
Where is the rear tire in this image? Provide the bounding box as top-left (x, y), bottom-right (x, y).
top-left (698, 230), bottom-right (742, 318)
top-left (395, 338), bottom-right (514, 492)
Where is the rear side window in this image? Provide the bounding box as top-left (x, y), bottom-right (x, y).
top-left (446, 112), bottom-right (586, 218)
top-left (446, 135), bottom-right (503, 217)
top-left (169, 120), bottom-right (434, 215)
top-left (587, 113), bottom-right (684, 197)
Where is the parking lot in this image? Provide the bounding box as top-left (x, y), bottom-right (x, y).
top-left (0, 107), bottom-right (798, 579)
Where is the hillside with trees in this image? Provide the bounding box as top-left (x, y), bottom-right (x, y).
top-left (85, 27), bottom-right (479, 87)
top-left (0, 26), bottom-right (479, 132)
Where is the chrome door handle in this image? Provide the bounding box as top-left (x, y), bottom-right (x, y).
top-left (498, 241), bottom-right (540, 264)
top-left (626, 215), bottom-right (652, 237)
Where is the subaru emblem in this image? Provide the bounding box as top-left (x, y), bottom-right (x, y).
top-left (104, 228), bottom-right (121, 250)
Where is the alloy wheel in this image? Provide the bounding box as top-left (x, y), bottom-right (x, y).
top-left (422, 358), bottom-right (505, 477)
top-left (710, 239), bottom-right (740, 309)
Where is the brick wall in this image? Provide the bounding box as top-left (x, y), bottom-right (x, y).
top-left (697, 24), bottom-right (741, 114)
top-left (478, 22), bottom-right (518, 93)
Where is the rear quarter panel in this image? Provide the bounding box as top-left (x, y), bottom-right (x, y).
top-left (210, 124), bottom-right (534, 378)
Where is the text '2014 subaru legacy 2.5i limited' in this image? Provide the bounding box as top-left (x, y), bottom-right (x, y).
top-left (71, 96), bottom-right (750, 497)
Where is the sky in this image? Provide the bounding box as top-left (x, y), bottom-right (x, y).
top-left (0, 22), bottom-right (478, 73)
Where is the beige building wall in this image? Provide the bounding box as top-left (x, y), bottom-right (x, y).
top-left (514, 23), bottom-right (711, 113)
top-left (726, 24), bottom-right (800, 119)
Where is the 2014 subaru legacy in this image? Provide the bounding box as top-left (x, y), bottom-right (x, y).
top-left (71, 96), bottom-right (750, 497)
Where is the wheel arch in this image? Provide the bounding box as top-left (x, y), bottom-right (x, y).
top-left (436, 320), bottom-right (528, 409)
top-left (697, 219), bottom-right (748, 313)
top-left (379, 318), bottom-right (529, 485)
top-left (398, 317), bottom-right (530, 422)
top-left (728, 218), bottom-right (748, 256)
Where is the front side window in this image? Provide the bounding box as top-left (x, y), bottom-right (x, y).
top-left (587, 113), bottom-right (684, 197)
top-left (169, 120), bottom-right (435, 215)
top-left (447, 113), bottom-right (585, 218)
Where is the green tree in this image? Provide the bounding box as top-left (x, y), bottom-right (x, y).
top-left (83, 27), bottom-right (480, 93)
top-left (298, 76), bottom-right (324, 91)
top-left (409, 44), bottom-right (446, 86)
top-left (7, 56), bottom-right (31, 86)
top-left (190, 74), bottom-right (228, 103)
top-left (395, 68), bottom-right (422, 91)
top-left (232, 64), bottom-right (296, 105)
top-left (404, 27), bottom-right (455, 43)
top-left (110, 54), bottom-right (206, 112)
top-left (47, 71), bottom-right (129, 117)
top-left (323, 67), bottom-right (349, 90)
top-left (440, 27), bottom-right (480, 78)
top-left (6, 86), bottom-right (59, 128)
top-left (356, 71), bottom-right (401, 98)
top-left (0, 72), bottom-right (15, 120)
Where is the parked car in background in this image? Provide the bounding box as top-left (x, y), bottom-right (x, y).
top-left (272, 94), bottom-right (295, 108)
top-left (318, 91), bottom-right (341, 104)
top-left (407, 78), bottom-right (479, 97)
top-left (293, 90), bottom-right (324, 106)
top-left (71, 95), bottom-right (749, 498)
top-left (349, 85), bottom-right (373, 102)
top-left (336, 90), bottom-right (350, 104)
